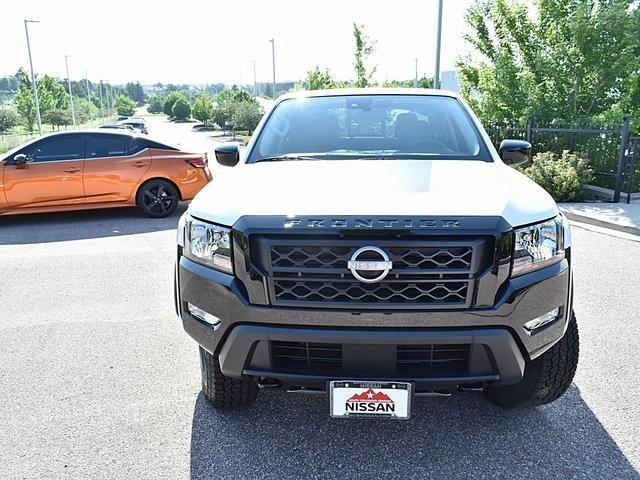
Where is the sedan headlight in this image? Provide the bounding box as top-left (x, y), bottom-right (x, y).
top-left (185, 216), bottom-right (233, 274)
top-left (512, 216), bottom-right (565, 277)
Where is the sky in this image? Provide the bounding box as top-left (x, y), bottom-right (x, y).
top-left (1, 0), bottom-right (475, 86)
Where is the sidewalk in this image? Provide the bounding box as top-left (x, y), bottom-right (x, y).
top-left (559, 200), bottom-right (640, 236)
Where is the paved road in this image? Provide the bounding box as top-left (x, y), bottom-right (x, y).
top-left (1, 208), bottom-right (638, 479)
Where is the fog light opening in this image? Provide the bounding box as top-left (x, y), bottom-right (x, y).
top-left (524, 307), bottom-right (560, 334)
top-left (187, 303), bottom-right (221, 329)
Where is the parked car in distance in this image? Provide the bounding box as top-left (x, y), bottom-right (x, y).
top-left (116, 119), bottom-right (148, 134)
top-left (0, 130), bottom-right (211, 218)
top-left (99, 123), bottom-right (136, 131)
top-left (116, 115), bottom-right (130, 121)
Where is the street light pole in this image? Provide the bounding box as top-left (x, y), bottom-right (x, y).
top-left (434, 0), bottom-right (443, 89)
top-left (98, 80), bottom-right (104, 118)
top-left (414, 58), bottom-right (418, 87)
top-left (24, 19), bottom-right (42, 135)
top-left (253, 59), bottom-right (257, 98)
top-left (269, 38), bottom-right (276, 99)
top-left (65, 55), bottom-right (76, 127)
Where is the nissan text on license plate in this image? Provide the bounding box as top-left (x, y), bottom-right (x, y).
top-left (329, 381), bottom-right (412, 419)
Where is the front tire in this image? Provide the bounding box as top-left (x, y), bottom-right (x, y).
top-left (484, 313), bottom-right (579, 408)
top-left (199, 347), bottom-right (258, 410)
top-left (136, 179), bottom-right (179, 218)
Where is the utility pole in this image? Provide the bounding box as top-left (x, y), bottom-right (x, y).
top-left (414, 58), bottom-right (418, 87)
top-left (24, 19), bottom-right (42, 135)
top-left (434, 0), bottom-right (444, 89)
top-left (85, 70), bottom-right (90, 99)
top-left (269, 38), bottom-right (276, 99)
top-left (105, 82), bottom-right (111, 113)
top-left (65, 55), bottom-right (76, 127)
top-left (253, 59), bottom-right (257, 98)
top-left (99, 80), bottom-right (104, 118)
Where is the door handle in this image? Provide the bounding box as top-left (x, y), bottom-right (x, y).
top-left (132, 162), bottom-right (149, 168)
top-left (63, 167), bottom-right (81, 173)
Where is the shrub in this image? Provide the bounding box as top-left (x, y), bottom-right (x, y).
top-left (163, 92), bottom-right (184, 116)
top-left (519, 150), bottom-right (593, 202)
top-left (147, 94), bottom-right (165, 114)
top-left (114, 95), bottom-right (136, 116)
top-left (192, 95), bottom-right (213, 125)
top-left (172, 97), bottom-right (191, 120)
top-left (0, 107), bottom-right (19, 132)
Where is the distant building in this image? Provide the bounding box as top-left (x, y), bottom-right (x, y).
top-left (440, 71), bottom-right (460, 93)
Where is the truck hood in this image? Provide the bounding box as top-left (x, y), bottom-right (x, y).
top-left (188, 159), bottom-right (558, 227)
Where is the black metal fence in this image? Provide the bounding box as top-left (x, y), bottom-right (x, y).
top-left (485, 117), bottom-right (638, 203)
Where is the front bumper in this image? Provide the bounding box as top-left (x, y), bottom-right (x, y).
top-left (176, 251), bottom-right (572, 389)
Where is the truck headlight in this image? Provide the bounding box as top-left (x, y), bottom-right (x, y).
top-left (511, 216), bottom-right (565, 277)
top-left (185, 216), bottom-right (233, 274)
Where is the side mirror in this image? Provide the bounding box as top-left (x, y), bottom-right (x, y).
top-left (13, 153), bottom-right (28, 165)
top-left (499, 139), bottom-right (531, 166)
top-left (215, 143), bottom-right (240, 167)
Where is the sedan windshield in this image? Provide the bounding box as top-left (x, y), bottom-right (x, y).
top-left (247, 94), bottom-right (490, 162)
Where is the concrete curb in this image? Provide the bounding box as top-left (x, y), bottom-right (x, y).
top-left (560, 208), bottom-right (640, 237)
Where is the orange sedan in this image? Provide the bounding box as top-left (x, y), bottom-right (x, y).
top-left (0, 130), bottom-right (211, 217)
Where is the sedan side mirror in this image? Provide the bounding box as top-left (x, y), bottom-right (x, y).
top-left (215, 143), bottom-right (240, 167)
top-left (499, 139), bottom-right (531, 166)
top-left (13, 153), bottom-right (28, 165)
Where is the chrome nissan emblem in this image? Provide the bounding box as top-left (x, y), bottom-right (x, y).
top-left (347, 246), bottom-right (393, 283)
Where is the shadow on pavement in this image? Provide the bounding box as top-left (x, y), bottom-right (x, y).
top-left (0, 203), bottom-right (186, 244)
top-left (190, 386), bottom-right (637, 479)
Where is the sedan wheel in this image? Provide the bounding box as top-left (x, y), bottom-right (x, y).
top-left (137, 180), bottom-right (179, 218)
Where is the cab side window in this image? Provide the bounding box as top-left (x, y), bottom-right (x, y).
top-left (86, 135), bottom-right (127, 159)
top-left (28, 136), bottom-right (84, 162)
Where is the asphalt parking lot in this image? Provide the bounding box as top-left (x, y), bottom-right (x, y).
top-left (1, 205), bottom-right (638, 480)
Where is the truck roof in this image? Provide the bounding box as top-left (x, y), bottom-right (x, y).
top-left (277, 87), bottom-right (461, 102)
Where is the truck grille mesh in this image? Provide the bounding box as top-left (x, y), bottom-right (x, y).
top-left (270, 341), bottom-right (471, 376)
top-left (273, 280), bottom-right (468, 304)
top-left (260, 238), bottom-right (481, 309)
top-left (271, 245), bottom-right (473, 270)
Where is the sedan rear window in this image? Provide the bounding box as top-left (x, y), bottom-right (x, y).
top-left (248, 95), bottom-right (489, 162)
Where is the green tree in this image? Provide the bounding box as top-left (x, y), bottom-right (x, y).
top-left (13, 77), bottom-right (36, 130)
top-left (304, 66), bottom-right (336, 90)
top-left (147, 94), bottom-right (165, 114)
top-left (353, 23), bottom-right (377, 88)
top-left (43, 109), bottom-right (72, 130)
top-left (231, 101), bottom-right (264, 134)
top-left (75, 98), bottom-right (98, 120)
top-left (0, 107), bottom-right (19, 132)
top-left (172, 97), bottom-right (191, 120)
top-left (192, 95), bottom-right (213, 125)
top-left (163, 91), bottom-right (184, 116)
top-left (212, 102), bottom-right (235, 132)
top-left (115, 95), bottom-right (136, 116)
top-left (458, 0), bottom-right (640, 125)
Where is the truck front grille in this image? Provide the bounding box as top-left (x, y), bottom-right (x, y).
top-left (259, 237), bottom-right (484, 309)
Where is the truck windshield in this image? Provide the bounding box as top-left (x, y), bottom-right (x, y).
top-left (247, 94), bottom-right (490, 163)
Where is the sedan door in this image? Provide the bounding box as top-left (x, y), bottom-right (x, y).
top-left (83, 134), bottom-right (151, 204)
top-left (2, 134), bottom-right (85, 209)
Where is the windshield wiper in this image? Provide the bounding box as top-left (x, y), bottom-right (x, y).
top-left (254, 154), bottom-right (324, 163)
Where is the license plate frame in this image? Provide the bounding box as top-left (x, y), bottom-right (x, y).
top-left (329, 380), bottom-right (412, 419)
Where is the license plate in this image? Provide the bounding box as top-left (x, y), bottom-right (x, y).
top-left (329, 381), bottom-right (412, 419)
